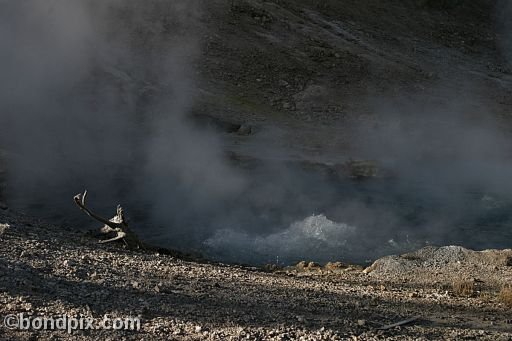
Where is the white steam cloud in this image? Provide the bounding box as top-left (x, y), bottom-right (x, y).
top-left (1, 1), bottom-right (512, 265)
top-left (0, 1), bottom-right (245, 239)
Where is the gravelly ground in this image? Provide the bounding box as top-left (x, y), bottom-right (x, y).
top-left (0, 206), bottom-right (511, 340)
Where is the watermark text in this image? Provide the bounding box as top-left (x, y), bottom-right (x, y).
top-left (3, 313), bottom-right (140, 333)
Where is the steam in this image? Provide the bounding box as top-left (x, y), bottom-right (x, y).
top-left (206, 215), bottom-right (357, 264)
top-left (0, 1), bottom-right (245, 235)
top-left (1, 1), bottom-right (512, 265)
top-left (203, 92), bottom-right (512, 264)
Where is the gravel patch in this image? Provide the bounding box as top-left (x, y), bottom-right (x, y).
top-left (0, 209), bottom-right (511, 340)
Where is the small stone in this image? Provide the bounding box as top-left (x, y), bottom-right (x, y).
top-left (296, 261), bottom-right (307, 269)
top-left (362, 267), bottom-right (373, 274)
top-left (307, 262), bottom-right (321, 270)
top-left (195, 326), bottom-right (202, 333)
top-left (0, 223), bottom-right (10, 237)
top-left (357, 319), bottom-right (366, 326)
top-left (237, 124), bottom-right (252, 136)
top-left (324, 262), bottom-right (347, 271)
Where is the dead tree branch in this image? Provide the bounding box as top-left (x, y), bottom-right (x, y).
top-left (74, 190), bottom-right (143, 249)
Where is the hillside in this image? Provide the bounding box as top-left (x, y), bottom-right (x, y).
top-left (195, 0), bottom-right (511, 159)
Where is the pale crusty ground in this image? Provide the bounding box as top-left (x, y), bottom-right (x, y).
top-left (0, 206), bottom-right (511, 340)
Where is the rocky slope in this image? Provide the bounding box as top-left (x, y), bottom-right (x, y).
top-left (196, 0), bottom-right (512, 160)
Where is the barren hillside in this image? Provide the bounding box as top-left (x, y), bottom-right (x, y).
top-left (195, 0), bottom-right (511, 158)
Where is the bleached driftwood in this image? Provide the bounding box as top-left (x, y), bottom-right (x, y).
top-left (74, 190), bottom-right (143, 249)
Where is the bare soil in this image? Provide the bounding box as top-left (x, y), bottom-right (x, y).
top-left (0, 208), bottom-right (511, 340)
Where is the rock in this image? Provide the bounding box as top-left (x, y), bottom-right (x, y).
top-left (364, 255), bottom-right (414, 275)
top-left (295, 261), bottom-right (307, 269)
top-left (307, 262), bottom-right (321, 270)
top-left (263, 263), bottom-right (281, 272)
top-left (0, 223), bottom-right (9, 237)
top-left (237, 124), bottom-right (252, 136)
top-left (342, 160), bottom-right (379, 179)
top-left (324, 261), bottom-right (347, 271)
top-left (365, 246), bottom-right (512, 287)
top-left (293, 84), bottom-right (328, 112)
top-left (357, 319), bottom-right (366, 326)
top-left (195, 326), bottom-right (202, 333)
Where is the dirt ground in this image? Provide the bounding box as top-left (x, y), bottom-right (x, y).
top-left (0, 208), bottom-right (511, 340)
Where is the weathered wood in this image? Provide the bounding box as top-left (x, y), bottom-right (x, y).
top-left (377, 316), bottom-right (420, 330)
top-left (74, 190), bottom-right (143, 249)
